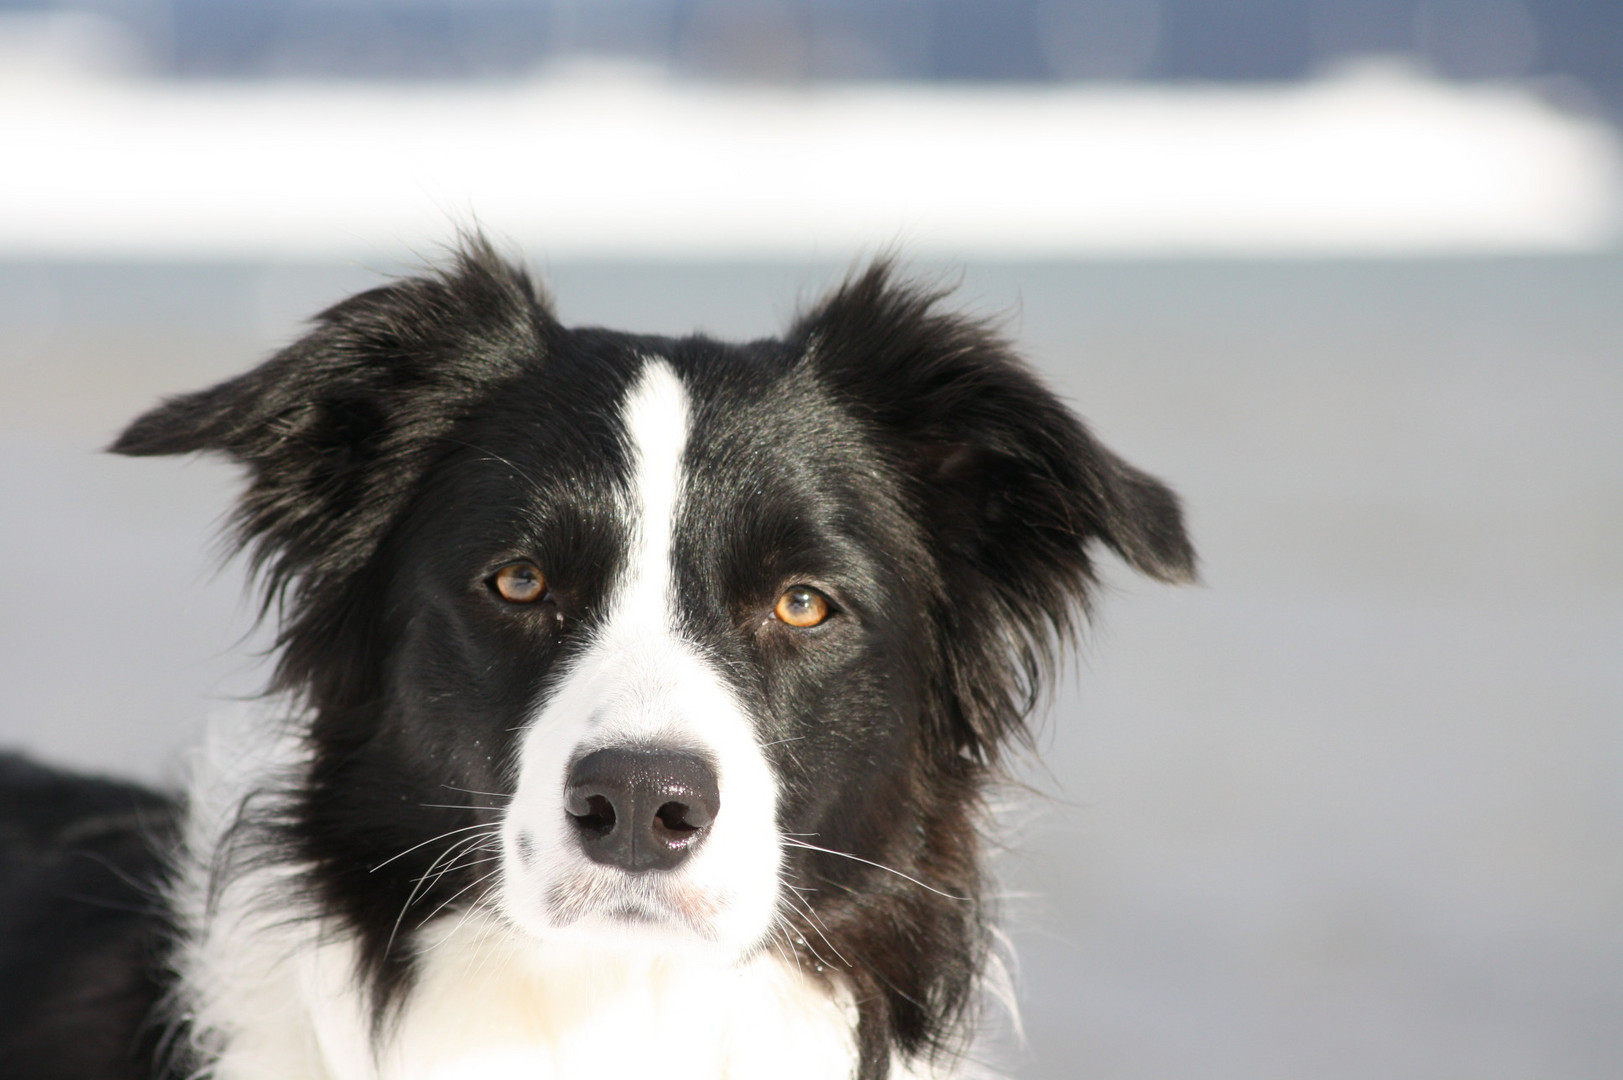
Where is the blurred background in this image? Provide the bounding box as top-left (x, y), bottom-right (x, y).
top-left (2, 2), bottom-right (1620, 1078)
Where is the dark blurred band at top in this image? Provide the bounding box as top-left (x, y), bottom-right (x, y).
top-left (1, 1), bottom-right (1617, 119)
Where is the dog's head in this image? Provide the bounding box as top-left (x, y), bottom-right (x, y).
top-left (115, 239), bottom-right (1192, 1062)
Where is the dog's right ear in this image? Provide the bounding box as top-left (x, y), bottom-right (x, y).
top-left (111, 238), bottom-right (553, 599)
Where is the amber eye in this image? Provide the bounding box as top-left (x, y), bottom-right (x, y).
top-left (492, 563), bottom-right (547, 604)
top-left (773, 587), bottom-right (830, 628)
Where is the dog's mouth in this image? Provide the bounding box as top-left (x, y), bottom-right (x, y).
top-left (543, 869), bottom-right (723, 940)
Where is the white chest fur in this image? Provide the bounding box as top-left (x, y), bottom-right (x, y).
top-left (194, 909), bottom-right (865, 1080)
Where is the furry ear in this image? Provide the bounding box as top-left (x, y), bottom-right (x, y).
top-left (794, 262), bottom-right (1195, 755)
top-left (111, 237), bottom-right (551, 618)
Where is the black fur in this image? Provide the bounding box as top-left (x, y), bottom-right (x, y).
top-left (4, 239), bottom-right (1192, 1079)
top-left (0, 755), bottom-right (180, 1080)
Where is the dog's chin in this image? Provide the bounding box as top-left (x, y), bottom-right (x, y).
top-left (498, 869), bottom-right (746, 960)
top-left (543, 909), bottom-right (724, 958)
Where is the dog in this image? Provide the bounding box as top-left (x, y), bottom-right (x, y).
top-left (0, 239), bottom-right (1193, 1080)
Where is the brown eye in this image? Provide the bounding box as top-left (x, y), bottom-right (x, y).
top-left (773, 587), bottom-right (830, 628)
top-left (492, 563), bottom-right (547, 604)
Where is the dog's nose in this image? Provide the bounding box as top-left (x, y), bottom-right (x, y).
top-left (564, 748), bottom-right (719, 872)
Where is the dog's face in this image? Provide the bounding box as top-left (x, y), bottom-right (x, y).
top-left (115, 242), bottom-right (1192, 1054)
top-left (387, 349), bottom-right (934, 959)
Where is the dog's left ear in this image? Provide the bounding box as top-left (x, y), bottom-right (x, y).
top-left (794, 263), bottom-right (1195, 754)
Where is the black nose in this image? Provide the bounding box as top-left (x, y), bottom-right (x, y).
top-left (564, 748), bottom-right (720, 873)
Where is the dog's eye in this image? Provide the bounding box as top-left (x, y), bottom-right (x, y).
top-left (773, 587), bottom-right (830, 628)
top-left (491, 563), bottom-right (547, 604)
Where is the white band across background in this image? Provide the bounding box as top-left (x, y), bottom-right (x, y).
top-left (3, 60), bottom-right (1618, 260)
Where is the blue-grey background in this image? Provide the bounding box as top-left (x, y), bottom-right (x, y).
top-left (3, 254), bottom-right (1619, 1077)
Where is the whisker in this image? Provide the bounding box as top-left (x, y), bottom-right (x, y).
top-left (410, 839), bottom-right (501, 890)
top-left (370, 822), bottom-right (502, 873)
top-left (781, 911), bottom-right (840, 971)
top-left (441, 784), bottom-right (513, 800)
top-left (780, 888), bottom-right (851, 969)
top-left (417, 866), bottom-right (504, 928)
top-left (783, 837), bottom-right (969, 901)
top-left (384, 828), bottom-right (501, 959)
top-left (418, 892), bottom-right (498, 958)
top-left (796, 901), bottom-right (852, 969)
top-left (462, 896), bottom-right (524, 994)
top-left (411, 830), bottom-right (502, 893)
top-left (423, 853), bottom-right (503, 879)
top-left (766, 914), bottom-right (805, 975)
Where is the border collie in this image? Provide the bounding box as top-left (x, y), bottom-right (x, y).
top-left (0, 239), bottom-right (1193, 1080)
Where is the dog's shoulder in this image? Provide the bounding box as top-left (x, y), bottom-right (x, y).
top-left (0, 754), bottom-right (181, 1080)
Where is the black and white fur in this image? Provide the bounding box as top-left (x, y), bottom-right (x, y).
top-left (0, 240), bottom-right (1193, 1080)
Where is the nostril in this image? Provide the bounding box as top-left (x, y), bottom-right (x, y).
top-left (570, 794), bottom-right (616, 836)
top-left (654, 801), bottom-right (698, 833)
top-left (658, 788), bottom-right (718, 833)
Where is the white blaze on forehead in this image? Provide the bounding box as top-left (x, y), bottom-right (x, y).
top-left (501, 355), bottom-right (782, 956)
top-left (617, 359), bottom-right (691, 624)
